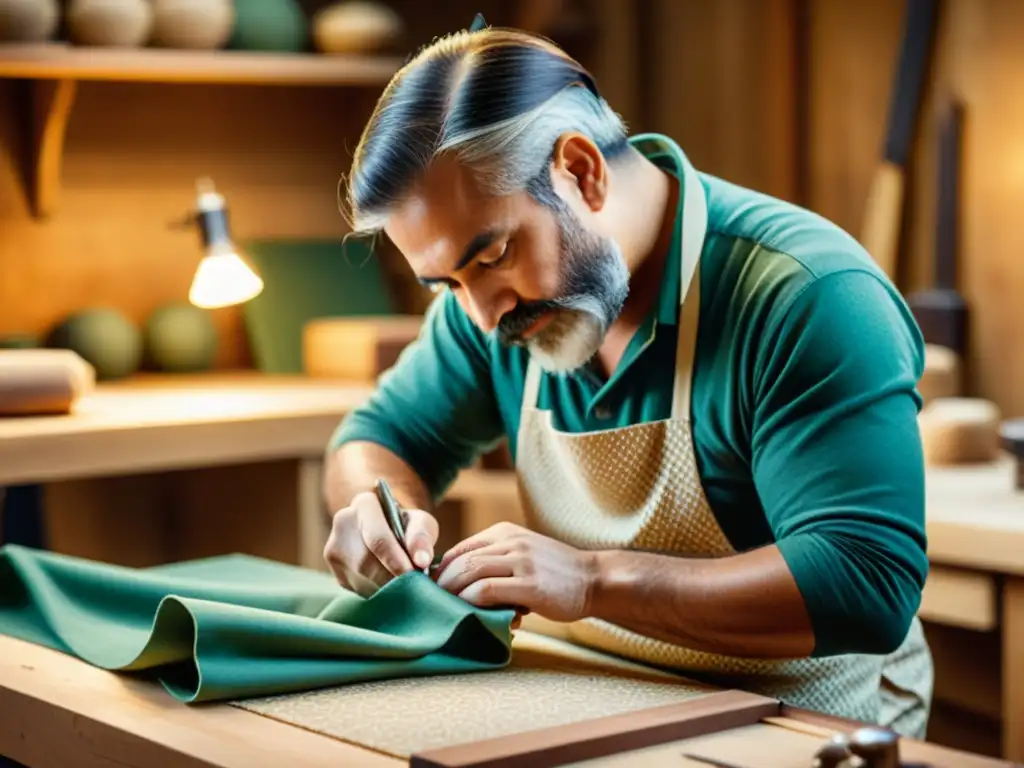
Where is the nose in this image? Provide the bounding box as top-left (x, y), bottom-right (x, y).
top-left (462, 283), bottom-right (517, 333)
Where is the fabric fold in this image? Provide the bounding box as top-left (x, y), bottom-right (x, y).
top-left (0, 544), bottom-right (515, 703)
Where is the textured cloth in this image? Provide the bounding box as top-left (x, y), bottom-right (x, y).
top-left (510, 140), bottom-right (933, 738)
top-left (330, 132), bottom-right (930, 659)
top-left (0, 544), bottom-right (514, 703)
top-left (235, 660), bottom-right (710, 758)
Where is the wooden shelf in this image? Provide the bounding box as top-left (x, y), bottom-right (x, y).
top-left (0, 43), bottom-right (404, 86)
top-left (0, 43), bottom-right (402, 219)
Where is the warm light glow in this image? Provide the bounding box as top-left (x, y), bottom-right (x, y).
top-left (189, 249), bottom-right (264, 309)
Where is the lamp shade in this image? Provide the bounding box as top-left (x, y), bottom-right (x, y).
top-left (189, 245), bottom-right (264, 309)
top-left (188, 179), bottom-right (264, 309)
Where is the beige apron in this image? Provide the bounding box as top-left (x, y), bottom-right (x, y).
top-left (513, 145), bottom-right (933, 737)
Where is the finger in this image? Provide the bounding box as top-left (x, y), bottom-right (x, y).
top-left (323, 510), bottom-right (391, 596)
top-left (436, 524), bottom-right (507, 574)
top-left (436, 549), bottom-right (515, 595)
top-left (403, 509), bottom-right (439, 570)
top-left (353, 492), bottom-right (414, 576)
top-left (459, 576), bottom-right (531, 610)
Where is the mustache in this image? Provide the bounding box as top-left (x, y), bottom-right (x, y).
top-left (496, 300), bottom-right (562, 346)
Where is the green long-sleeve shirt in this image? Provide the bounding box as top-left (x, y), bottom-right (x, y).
top-left (330, 133), bottom-right (929, 658)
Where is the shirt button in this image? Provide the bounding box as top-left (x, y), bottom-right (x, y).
top-left (594, 406), bottom-right (611, 420)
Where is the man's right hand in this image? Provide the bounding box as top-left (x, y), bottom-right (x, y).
top-left (323, 490), bottom-right (440, 596)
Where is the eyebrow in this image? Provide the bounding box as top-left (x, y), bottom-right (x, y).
top-left (416, 229), bottom-right (505, 286)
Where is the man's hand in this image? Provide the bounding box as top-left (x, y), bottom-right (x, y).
top-left (433, 522), bottom-right (598, 622)
top-left (324, 490), bottom-right (439, 596)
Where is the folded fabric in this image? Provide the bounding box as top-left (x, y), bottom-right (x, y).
top-left (0, 544), bottom-right (515, 703)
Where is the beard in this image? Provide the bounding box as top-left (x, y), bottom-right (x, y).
top-left (496, 209), bottom-right (630, 374)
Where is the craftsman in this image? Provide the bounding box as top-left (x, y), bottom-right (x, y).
top-left (321, 25), bottom-right (933, 737)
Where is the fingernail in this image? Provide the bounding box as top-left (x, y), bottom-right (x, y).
top-left (413, 550), bottom-right (431, 569)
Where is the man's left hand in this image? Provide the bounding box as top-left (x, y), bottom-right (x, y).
top-left (433, 522), bottom-right (598, 623)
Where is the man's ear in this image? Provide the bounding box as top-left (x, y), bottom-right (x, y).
top-left (551, 132), bottom-right (608, 212)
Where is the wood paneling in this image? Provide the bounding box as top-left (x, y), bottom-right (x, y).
top-left (806, 0), bottom-right (1024, 416)
top-left (642, 0), bottom-right (799, 203)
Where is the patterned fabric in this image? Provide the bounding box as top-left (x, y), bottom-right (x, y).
top-left (513, 145), bottom-right (933, 737)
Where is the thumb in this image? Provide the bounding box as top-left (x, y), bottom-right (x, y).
top-left (403, 509), bottom-right (439, 570)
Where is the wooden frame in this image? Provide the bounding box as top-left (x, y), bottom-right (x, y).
top-left (410, 689), bottom-right (779, 767)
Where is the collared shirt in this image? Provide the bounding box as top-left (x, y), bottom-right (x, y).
top-left (331, 134), bottom-right (929, 658)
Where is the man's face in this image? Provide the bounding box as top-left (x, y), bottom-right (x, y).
top-left (383, 151), bottom-right (629, 373)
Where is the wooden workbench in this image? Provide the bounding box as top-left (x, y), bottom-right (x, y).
top-left (0, 373), bottom-right (1022, 759)
top-left (0, 626), bottom-right (1012, 768)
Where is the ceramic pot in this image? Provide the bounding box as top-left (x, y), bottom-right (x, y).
top-left (313, 1), bottom-right (402, 55)
top-left (0, 0), bottom-right (60, 42)
top-left (229, 0), bottom-right (307, 53)
top-left (151, 0), bottom-right (233, 50)
top-left (67, 0), bottom-right (153, 47)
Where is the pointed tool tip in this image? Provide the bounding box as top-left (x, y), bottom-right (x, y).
top-left (469, 13), bottom-right (487, 32)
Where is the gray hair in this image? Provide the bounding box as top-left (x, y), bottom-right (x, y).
top-left (343, 28), bottom-right (630, 234)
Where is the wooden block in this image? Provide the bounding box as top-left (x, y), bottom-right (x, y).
top-left (920, 397), bottom-right (1001, 466)
top-left (302, 315), bottom-right (423, 381)
top-left (0, 348), bottom-right (95, 416)
top-left (919, 344), bottom-right (961, 404)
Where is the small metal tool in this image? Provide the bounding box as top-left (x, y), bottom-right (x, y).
top-left (374, 478), bottom-right (440, 574)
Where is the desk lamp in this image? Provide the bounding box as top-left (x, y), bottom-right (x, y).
top-left (187, 178), bottom-right (264, 309)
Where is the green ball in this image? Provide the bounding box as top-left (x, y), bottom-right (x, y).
top-left (46, 308), bottom-right (142, 381)
top-left (144, 303), bottom-right (218, 373)
top-left (229, 0), bottom-right (308, 52)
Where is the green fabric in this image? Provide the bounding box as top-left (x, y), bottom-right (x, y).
top-left (0, 544), bottom-right (515, 703)
top-left (329, 133), bottom-right (929, 659)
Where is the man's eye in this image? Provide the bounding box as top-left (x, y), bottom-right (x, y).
top-left (481, 243), bottom-right (511, 269)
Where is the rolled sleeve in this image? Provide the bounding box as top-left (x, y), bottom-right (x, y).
top-left (329, 291), bottom-right (507, 501)
top-left (751, 268), bottom-right (929, 657)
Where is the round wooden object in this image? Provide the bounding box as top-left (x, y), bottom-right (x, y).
top-left (151, 0), bottom-right (234, 50)
top-left (918, 344), bottom-right (960, 404)
top-left (67, 0), bottom-right (153, 47)
top-left (313, 1), bottom-right (402, 54)
top-left (0, 0), bottom-right (60, 42)
top-left (0, 349), bottom-right (95, 416)
top-left (919, 397), bottom-right (1002, 466)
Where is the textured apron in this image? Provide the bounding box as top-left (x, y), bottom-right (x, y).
top-left (513, 147), bottom-right (934, 738)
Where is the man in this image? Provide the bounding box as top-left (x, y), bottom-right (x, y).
top-left (322, 24), bottom-right (933, 736)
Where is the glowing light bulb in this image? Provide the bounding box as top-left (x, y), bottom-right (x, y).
top-left (187, 178), bottom-right (264, 309)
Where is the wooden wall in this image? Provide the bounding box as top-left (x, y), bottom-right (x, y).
top-left (0, 80), bottom-right (388, 368)
top-left (0, 0), bottom-right (545, 367)
top-left (809, 0), bottom-right (1024, 418)
top-left (629, 0), bottom-right (1023, 418)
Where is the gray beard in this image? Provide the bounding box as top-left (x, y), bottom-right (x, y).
top-left (501, 212), bottom-right (630, 374)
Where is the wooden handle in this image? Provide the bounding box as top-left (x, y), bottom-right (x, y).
top-left (860, 162), bottom-right (905, 281)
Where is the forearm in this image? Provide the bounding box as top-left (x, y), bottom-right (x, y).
top-left (587, 544), bottom-right (815, 658)
top-left (323, 440), bottom-right (434, 516)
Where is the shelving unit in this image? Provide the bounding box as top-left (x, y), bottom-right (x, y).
top-left (0, 43), bottom-right (404, 218)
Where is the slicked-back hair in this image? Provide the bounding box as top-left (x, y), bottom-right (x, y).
top-left (343, 27), bottom-right (630, 234)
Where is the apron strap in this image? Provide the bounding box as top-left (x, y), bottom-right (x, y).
top-left (670, 160), bottom-right (708, 420)
top-left (523, 355), bottom-right (543, 407)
